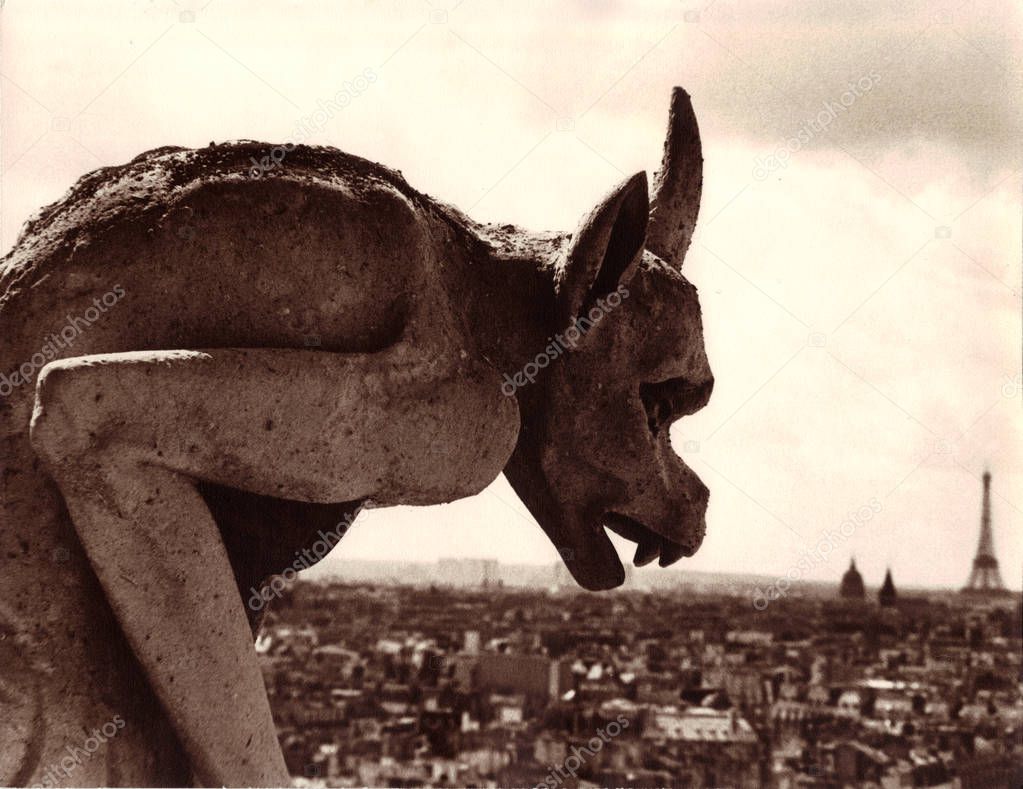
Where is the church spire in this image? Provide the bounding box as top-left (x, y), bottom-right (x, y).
top-left (879, 567), bottom-right (897, 607)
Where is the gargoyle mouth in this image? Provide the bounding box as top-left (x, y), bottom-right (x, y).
top-left (549, 510), bottom-right (705, 592)
top-left (603, 511), bottom-right (700, 568)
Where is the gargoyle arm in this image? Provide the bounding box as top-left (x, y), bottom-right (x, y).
top-left (28, 345), bottom-right (519, 786)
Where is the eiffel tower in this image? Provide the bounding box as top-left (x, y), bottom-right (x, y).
top-left (962, 470), bottom-right (1010, 596)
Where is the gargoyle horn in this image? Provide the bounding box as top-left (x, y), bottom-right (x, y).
top-left (646, 87), bottom-right (703, 267)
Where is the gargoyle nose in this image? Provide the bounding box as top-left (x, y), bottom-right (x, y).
top-left (640, 376), bottom-right (714, 437)
top-left (682, 377), bottom-right (714, 416)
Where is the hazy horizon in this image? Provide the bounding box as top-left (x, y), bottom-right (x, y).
top-left (303, 554), bottom-right (1017, 595)
top-left (2, 0), bottom-right (1020, 590)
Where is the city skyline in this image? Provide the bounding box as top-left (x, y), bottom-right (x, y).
top-left (304, 542), bottom-right (1018, 595)
top-left (260, 574), bottom-right (1022, 785)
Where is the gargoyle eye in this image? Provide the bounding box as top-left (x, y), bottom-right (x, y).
top-left (639, 377), bottom-right (714, 436)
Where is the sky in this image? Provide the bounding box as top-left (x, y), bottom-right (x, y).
top-left (2, 0), bottom-right (1021, 591)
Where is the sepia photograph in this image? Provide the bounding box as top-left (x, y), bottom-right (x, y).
top-left (0, 1), bottom-right (1020, 786)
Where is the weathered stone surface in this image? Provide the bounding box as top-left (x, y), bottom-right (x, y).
top-left (0, 87), bottom-right (712, 785)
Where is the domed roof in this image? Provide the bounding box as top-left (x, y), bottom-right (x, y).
top-left (839, 559), bottom-right (866, 599)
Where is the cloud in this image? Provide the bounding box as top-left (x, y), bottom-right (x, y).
top-left (694, 0), bottom-right (1023, 178)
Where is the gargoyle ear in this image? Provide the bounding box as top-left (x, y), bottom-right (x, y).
top-left (556, 171), bottom-right (648, 323)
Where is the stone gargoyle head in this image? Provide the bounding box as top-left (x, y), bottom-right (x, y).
top-left (501, 88), bottom-right (714, 591)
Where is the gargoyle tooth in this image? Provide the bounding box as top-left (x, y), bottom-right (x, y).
top-left (633, 537), bottom-right (660, 567)
top-left (658, 538), bottom-right (688, 567)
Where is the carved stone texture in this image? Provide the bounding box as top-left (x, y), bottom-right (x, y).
top-left (0, 88), bottom-right (712, 785)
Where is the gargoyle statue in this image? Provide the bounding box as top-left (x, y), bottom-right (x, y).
top-left (0, 87), bottom-right (712, 785)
